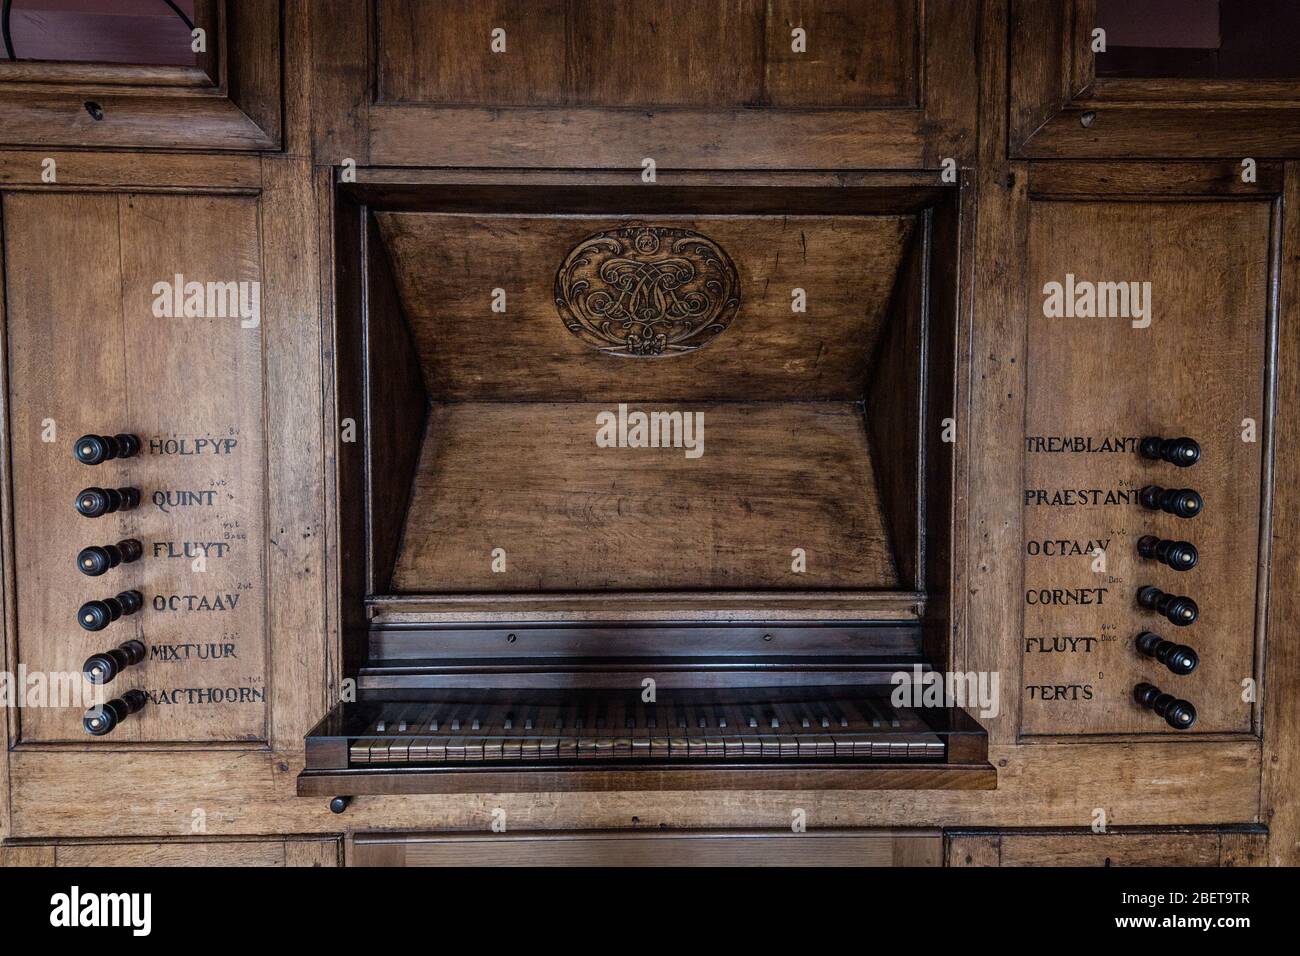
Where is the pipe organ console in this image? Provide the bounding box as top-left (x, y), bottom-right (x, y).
top-left (0, 0), bottom-right (1296, 872)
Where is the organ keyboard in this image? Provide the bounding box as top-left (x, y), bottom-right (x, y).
top-left (341, 690), bottom-right (945, 766)
top-left (301, 673), bottom-right (993, 801)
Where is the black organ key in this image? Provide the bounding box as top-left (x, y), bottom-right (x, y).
top-left (649, 702), bottom-right (670, 757)
top-left (628, 700), bottom-right (649, 758)
top-left (462, 704), bottom-right (488, 761)
top-left (773, 703), bottom-right (800, 756)
top-left (519, 705), bottom-right (540, 760)
top-left (499, 710), bottom-right (522, 761)
top-left (537, 702), bottom-right (560, 760)
top-left (556, 702), bottom-right (577, 760)
top-left (575, 699), bottom-right (595, 759)
top-left (671, 701), bottom-right (691, 757)
top-left (690, 702), bottom-right (711, 756)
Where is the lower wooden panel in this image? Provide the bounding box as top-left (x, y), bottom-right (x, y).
top-left (4, 739), bottom-right (1262, 839)
top-left (945, 827), bottom-right (1268, 867)
top-left (392, 402), bottom-right (901, 592)
top-left (0, 836), bottom-right (341, 867)
top-left (352, 829), bottom-right (940, 867)
top-left (299, 763), bottom-right (996, 796)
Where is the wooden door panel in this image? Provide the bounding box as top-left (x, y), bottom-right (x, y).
top-left (3, 190), bottom-right (268, 743)
top-left (1021, 198), bottom-right (1270, 735)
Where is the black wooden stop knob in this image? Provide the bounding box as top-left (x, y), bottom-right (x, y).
top-left (1137, 585), bottom-right (1198, 626)
top-left (1137, 535), bottom-right (1198, 571)
top-left (83, 639), bottom-right (146, 685)
top-left (1135, 631), bottom-right (1199, 675)
top-left (77, 589), bottom-right (143, 631)
top-left (74, 433), bottom-right (140, 465)
top-left (1134, 682), bottom-right (1197, 729)
top-left (76, 538), bottom-right (143, 576)
top-left (75, 486), bottom-right (140, 518)
top-left (1139, 485), bottom-right (1202, 519)
top-left (83, 688), bottom-right (147, 736)
top-left (1140, 436), bottom-right (1201, 467)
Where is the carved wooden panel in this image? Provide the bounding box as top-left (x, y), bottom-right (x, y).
top-left (555, 224), bottom-right (741, 357)
top-left (1021, 199), bottom-right (1270, 735)
top-left (2, 191), bottom-right (268, 743)
top-left (376, 212), bottom-right (914, 401)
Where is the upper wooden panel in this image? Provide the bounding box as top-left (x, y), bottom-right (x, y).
top-left (315, 0), bottom-right (977, 168)
top-left (375, 0), bottom-right (918, 109)
top-left (376, 212), bottom-right (915, 402)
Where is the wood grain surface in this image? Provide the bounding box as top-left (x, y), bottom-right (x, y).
top-left (391, 402), bottom-right (900, 593)
top-left (1022, 199), bottom-right (1270, 734)
top-left (376, 212), bottom-right (915, 402)
top-left (3, 191), bottom-right (268, 743)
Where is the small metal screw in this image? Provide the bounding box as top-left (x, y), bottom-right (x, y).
top-left (1080, 110), bottom-right (1097, 128)
top-left (84, 101), bottom-right (105, 121)
top-left (506, 632), bottom-right (517, 643)
top-left (762, 633), bottom-right (774, 642)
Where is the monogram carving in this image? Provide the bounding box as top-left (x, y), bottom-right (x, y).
top-left (555, 224), bottom-right (741, 357)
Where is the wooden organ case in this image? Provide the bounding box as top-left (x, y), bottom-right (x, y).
top-left (301, 177), bottom-right (995, 800)
top-left (0, 0), bottom-right (1298, 869)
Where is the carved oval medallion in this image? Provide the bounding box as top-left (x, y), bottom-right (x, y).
top-left (555, 224), bottom-right (741, 357)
